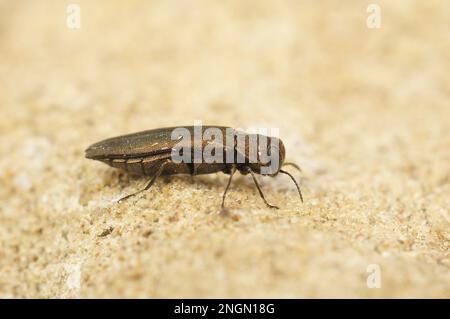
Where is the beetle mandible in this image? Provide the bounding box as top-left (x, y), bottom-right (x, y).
top-left (85, 125), bottom-right (303, 209)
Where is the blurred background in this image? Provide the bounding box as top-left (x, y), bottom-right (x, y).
top-left (0, 0), bottom-right (449, 298)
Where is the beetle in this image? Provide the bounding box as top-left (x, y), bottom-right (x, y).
top-left (85, 125), bottom-right (303, 209)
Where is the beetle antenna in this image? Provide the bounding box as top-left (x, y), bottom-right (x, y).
top-left (279, 169), bottom-right (303, 203)
top-left (282, 162), bottom-right (302, 173)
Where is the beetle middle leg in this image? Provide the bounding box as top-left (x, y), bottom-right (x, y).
top-left (221, 165), bottom-right (237, 208)
top-left (247, 168), bottom-right (279, 209)
top-left (118, 160), bottom-right (168, 203)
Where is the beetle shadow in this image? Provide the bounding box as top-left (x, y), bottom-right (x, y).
top-left (106, 169), bottom-right (261, 197)
top-left (164, 173), bottom-right (257, 190)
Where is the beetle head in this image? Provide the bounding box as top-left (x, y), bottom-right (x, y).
top-left (244, 135), bottom-right (285, 176)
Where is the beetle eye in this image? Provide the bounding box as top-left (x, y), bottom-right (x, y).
top-left (269, 144), bottom-right (279, 157)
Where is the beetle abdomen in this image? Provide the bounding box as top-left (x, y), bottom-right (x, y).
top-left (100, 152), bottom-right (172, 176)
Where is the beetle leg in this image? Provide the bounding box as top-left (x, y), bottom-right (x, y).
top-left (248, 169), bottom-right (279, 209)
top-left (118, 160), bottom-right (168, 203)
top-left (188, 163), bottom-right (199, 176)
top-left (221, 165), bottom-right (237, 208)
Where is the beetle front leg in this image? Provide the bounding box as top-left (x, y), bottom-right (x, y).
top-left (247, 168), bottom-right (279, 209)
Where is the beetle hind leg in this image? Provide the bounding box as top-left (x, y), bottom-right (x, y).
top-left (118, 161), bottom-right (168, 203)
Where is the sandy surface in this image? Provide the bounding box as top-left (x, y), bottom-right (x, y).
top-left (0, 0), bottom-right (449, 298)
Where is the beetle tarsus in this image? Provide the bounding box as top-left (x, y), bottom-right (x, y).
top-left (117, 192), bottom-right (140, 203)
